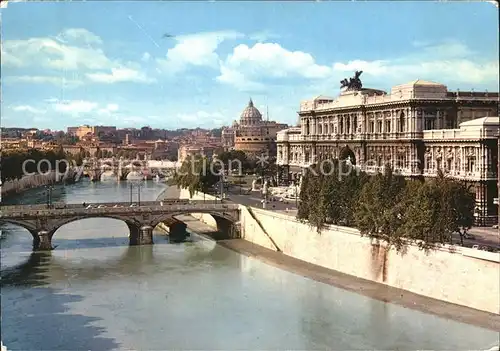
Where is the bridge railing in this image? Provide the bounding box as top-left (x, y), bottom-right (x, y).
top-left (0, 200), bottom-right (236, 218)
top-left (0, 199), bottom-right (193, 212)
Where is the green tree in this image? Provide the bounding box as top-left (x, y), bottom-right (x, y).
top-left (355, 165), bottom-right (407, 250)
top-left (173, 155), bottom-right (219, 198)
top-left (434, 170), bottom-right (475, 245)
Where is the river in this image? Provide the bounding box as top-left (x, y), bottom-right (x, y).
top-left (1, 180), bottom-right (497, 350)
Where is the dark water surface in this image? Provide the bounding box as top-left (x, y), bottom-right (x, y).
top-left (1, 180), bottom-right (498, 350)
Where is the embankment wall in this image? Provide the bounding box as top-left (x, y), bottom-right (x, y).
top-left (179, 189), bottom-right (500, 314)
top-left (243, 207), bottom-right (500, 314)
top-left (1, 171), bottom-right (58, 198)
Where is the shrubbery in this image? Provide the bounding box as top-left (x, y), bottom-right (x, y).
top-left (297, 160), bottom-right (475, 251)
top-left (1, 147), bottom-right (72, 182)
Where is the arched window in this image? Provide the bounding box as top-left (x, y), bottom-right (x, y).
top-left (399, 112), bottom-right (405, 133)
top-left (305, 119), bottom-right (310, 135)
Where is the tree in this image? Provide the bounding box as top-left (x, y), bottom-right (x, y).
top-left (355, 165), bottom-right (407, 250)
top-left (297, 166), bottom-right (313, 221)
top-left (93, 147), bottom-right (103, 159)
top-left (173, 155), bottom-right (219, 198)
top-left (398, 180), bottom-right (443, 250)
top-left (217, 150), bottom-right (251, 174)
top-left (434, 170), bottom-right (475, 245)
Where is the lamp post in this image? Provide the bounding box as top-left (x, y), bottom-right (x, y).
top-left (129, 183), bottom-right (133, 204)
top-left (129, 181), bottom-right (144, 205)
top-left (295, 181), bottom-right (298, 208)
top-left (45, 185), bottom-right (54, 208)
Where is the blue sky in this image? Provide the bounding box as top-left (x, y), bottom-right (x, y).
top-left (1, 1), bottom-right (498, 130)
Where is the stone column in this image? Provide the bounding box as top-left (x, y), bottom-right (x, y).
top-left (35, 231), bottom-right (52, 251)
top-left (168, 222), bottom-right (187, 243)
top-left (128, 223), bottom-right (140, 246)
top-left (139, 225), bottom-right (154, 245)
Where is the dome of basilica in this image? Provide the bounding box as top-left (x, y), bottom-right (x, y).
top-left (239, 98), bottom-right (262, 126)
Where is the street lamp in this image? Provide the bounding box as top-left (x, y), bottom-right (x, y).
top-left (44, 185), bottom-right (54, 208)
top-left (129, 181), bottom-right (144, 205)
top-left (295, 181), bottom-right (298, 208)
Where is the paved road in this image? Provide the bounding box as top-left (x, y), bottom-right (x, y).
top-left (225, 187), bottom-right (298, 212)
top-left (459, 227), bottom-right (500, 250)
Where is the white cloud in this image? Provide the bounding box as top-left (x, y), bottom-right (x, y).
top-left (55, 28), bottom-right (103, 45)
top-left (86, 67), bottom-right (155, 84)
top-left (217, 65), bottom-right (266, 92)
top-left (2, 37), bottom-right (112, 70)
top-left (218, 40), bottom-right (498, 92)
top-left (97, 103), bottom-right (120, 115)
top-left (52, 100), bottom-right (98, 114)
top-left (249, 30), bottom-right (281, 42)
top-left (2, 29), bottom-right (154, 85)
top-left (11, 105), bottom-right (46, 114)
top-left (332, 41), bottom-right (498, 85)
top-left (157, 30), bottom-right (243, 74)
top-left (142, 52), bottom-right (151, 62)
top-left (217, 42), bottom-right (332, 91)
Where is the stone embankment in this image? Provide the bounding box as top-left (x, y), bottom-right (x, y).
top-left (1, 169), bottom-right (81, 199)
top-left (178, 188), bottom-right (500, 318)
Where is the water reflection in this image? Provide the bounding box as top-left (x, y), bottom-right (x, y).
top-left (2, 286), bottom-right (121, 351)
top-left (1, 181), bottom-right (498, 350)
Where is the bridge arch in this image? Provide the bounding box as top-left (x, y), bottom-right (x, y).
top-left (49, 215), bottom-right (139, 239)
top-left (156, 210), bottom-right (239, 240)
top-left (0, 220), bottom-right (37, 237)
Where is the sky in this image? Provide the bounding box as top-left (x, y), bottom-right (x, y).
top-left (1, 1), bottom-right (498, 131)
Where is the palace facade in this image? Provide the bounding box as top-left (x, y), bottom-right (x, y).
top-left (276, 79), bottom-right (499, 226)
top-left (222, 99), bottom-right (288, 157)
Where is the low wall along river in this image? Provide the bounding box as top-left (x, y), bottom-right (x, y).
top-left (180, 189), bottom-right (500, 314)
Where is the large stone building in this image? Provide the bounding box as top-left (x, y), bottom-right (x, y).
top-left (277, 75), bottom-right (499, 225)
top-left (67, 125), bottom-right (117, 139)
top-left (222, 99), bottom-right (288, 157)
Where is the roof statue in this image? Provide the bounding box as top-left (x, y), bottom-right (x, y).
top-left (340, 70), bottom-right (363, 91)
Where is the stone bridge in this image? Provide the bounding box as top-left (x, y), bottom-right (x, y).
top-left (82, 157), bottom-right (177, 181)
top-left (0, 200), bottom-right (240, 251)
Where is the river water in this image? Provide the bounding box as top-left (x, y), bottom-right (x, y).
top-left (1, 180), bottom-right (497, 350)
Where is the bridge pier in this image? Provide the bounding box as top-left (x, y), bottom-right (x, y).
top-left (214, 218), bottom-right (240, 240)
top-left (128, 223), bottom-right (153, 246)
top-left (34, 231), bottom-right (53, 251)
top-left (139, 225), bottom-right (154, 245)
top-left (168, 222), bottom-right (188, 243)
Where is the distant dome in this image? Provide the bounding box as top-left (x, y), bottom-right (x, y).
top-left (239, 98), bottom-right (262, 126)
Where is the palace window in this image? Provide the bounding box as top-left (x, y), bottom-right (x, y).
top-left (399, 112), bottom-right (405, 132)
top-left (369, 121), bottom-right (375, 133)
top-left (318, 124), bottom-right (323, 134)
top-left (346, 116), bottom-right (350, 134)
top-left (377, 121), bottom-right (383, 133)
top-left (339, 118), bottom-right (344, 134)
top-left (446, 159), bottom-right (452, 172)
top-left (467, 158), bottom-right (475, 173)
top-left (424, 118), bottom-right (435, 130)
top-left (385, 120), bottom-right (391, 133)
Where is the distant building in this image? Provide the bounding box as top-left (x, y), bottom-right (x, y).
top-left (177, 144), bottom-right (216, 163)
top-left (221, 99), bottom-right (288, 157)
top-left (67, 125), bottom-right (117, 139)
